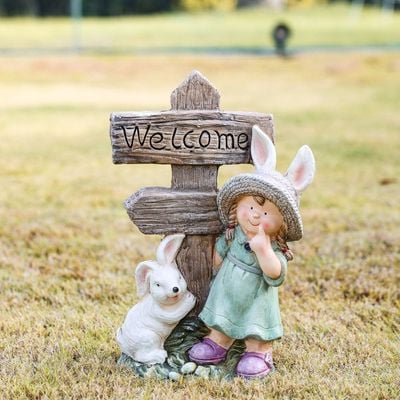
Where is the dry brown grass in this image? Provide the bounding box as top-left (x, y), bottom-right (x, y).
top-left (0, 52), bottom-right (399, 399)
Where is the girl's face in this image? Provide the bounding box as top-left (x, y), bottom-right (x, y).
top-left (236, 196), bottom-right (283, 238)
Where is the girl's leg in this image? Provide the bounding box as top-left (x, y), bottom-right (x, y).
top-left (207, 328), bottom-right (235, 349)
top-left (244, 338), bottom-right (272, 353)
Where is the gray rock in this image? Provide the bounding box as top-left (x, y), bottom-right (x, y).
top-left (181, 362), bottom-right (197, 375)
top-left (194, 365), bottom-right (210, 378)
top-left (168, 371), bottom-right (182, 381)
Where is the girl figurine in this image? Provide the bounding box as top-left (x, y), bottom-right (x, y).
top-left (188, 125), bottom-right (315, 379)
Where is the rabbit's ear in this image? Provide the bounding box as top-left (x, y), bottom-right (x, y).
top-left (135, 261), bottom-right (157, 297)
top-left (156, 234), bottom-right (185, 266)
top-left (286, 145), bottom-right (315, 195)
top-left (251, 125), bottom-right (276, 173)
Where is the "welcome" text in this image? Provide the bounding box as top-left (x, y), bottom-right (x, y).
top-left (120, 124), bottom-right (249, 151)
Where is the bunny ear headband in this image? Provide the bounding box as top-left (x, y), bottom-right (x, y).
top-left (217, 125), bottom-right (316, 242)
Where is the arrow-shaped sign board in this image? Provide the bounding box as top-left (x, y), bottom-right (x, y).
top-left (110, 110), bottom-right (273, 165)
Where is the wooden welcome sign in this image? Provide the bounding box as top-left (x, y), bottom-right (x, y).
top-left (110, 71), bottom-right (274, 314)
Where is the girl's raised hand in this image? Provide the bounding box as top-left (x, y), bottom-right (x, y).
top-left (249, 224), bottom-right (271, 255)
top-left (250, 225), bottom-right (282, 278)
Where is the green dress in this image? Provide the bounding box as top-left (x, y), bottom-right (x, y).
top-left (199, 226), bottom-right (288, 342)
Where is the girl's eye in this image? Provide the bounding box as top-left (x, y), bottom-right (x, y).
top-left (264, 212), bottom-right (268, 216)
top-left (250, 207), bottom-right (254, 210)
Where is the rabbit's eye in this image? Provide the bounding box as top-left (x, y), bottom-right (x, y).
top-left (155, 283), bottom-right (161, 287)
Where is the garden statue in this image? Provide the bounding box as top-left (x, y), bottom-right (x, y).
top-left (110, 71), bottom-right (315, 380)
top-left (117, 234), bottom-right (196, 365)
top-left (188, 125), bottom-right (315, 379)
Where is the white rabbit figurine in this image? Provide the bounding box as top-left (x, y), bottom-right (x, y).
top-left (116, 234), bottom-right (196, 365)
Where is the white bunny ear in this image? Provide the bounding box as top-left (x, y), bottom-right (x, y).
top-left (251, 125), bottom-right (276, 173)
top-left (135, 261), bottom-right (157, 298)
top-left (286, 145), bottom-right (316, 194)
top-left (156, 234), bottom-right (185, 266)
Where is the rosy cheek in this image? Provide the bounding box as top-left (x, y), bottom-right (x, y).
top-left (261, 221), bottom-right (269, 231)
top-left (237, 208), bottom-right (249, 220)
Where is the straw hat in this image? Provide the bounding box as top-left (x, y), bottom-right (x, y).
top-left (217, 126), bottom-right (316, 242)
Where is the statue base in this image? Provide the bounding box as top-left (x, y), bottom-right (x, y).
top-left (117, 316), bottom-right (246, 380)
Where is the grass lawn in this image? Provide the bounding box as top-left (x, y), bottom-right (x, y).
top-left (1, 5), bottom-right (400, 51)
top-left (0, 50), bottom-right (399, 398)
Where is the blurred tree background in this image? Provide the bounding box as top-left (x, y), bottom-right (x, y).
top-left (0, 0), bottom-right (336, 16)
top-left (1, 0), bottom-right (395, 16)
top-left (0, 0), bottom-right (226, 16)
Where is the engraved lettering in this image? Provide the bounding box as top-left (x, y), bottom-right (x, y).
top-left (237, 133), bottom-right (249, 150)
top-left (183, 130), bottom-right (194, 149)
top-left (199, 130), bottom-right (211, 148)
top-left (171, 127), bottom-right (181, 150)
top-left (122, 124), bottom-right (151, 148)
top-left (117, 121), bottom-right (257, 155)
top-left (149, 132), bottom-right (166, 150)
top-left (216, 130), bottom-right (234, 150)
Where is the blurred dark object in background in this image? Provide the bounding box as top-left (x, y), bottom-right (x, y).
top-left (238, 0), bottom-right (269, 6)
top-left (272, 22), bottom-right (291, 56)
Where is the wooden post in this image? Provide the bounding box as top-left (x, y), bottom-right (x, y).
top-left (170, 72), bottom-right (219, 314)
top-left (110, 70), bottom-right (274, 315)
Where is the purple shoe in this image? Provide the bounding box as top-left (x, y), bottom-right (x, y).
top-left (188, 338), bottom-right (228, 365)
top-left (236, 351), bottom-right (274, 379)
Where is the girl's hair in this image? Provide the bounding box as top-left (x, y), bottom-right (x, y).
top-left (225, 195), bottom-right (293, 261)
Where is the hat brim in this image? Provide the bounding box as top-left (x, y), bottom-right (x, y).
top-left (217, 174), bottom-right (303, 242)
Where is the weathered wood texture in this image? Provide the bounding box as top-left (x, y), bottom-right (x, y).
top-left (176, 235), bottom-right (215, 317)
top-left (170, 70), bottom-right (220, 111)
top-left (125, 187), bottom-right (223, 235)
top-left (110, 110), bottom-right (274, 165)
top-left (170, 71), bottom-right (220, 314)
top-left (171, 165), bottom-right (218, 191)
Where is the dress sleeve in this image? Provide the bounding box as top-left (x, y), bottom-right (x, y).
top-left (263, 249), bottom-right (288, 287)
top-left (215, 233), bottom-right (229, 259)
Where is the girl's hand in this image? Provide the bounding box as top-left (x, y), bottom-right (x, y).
top-left (250, 225), bottom-right (281, 279)
top-left (249, 224), bottom-right (272, 255)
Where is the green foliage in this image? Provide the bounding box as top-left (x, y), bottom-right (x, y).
top-left (0, 0), bottom-right (174, 16)
top-left (178, 0), bottom-right (238, 11)
top-left (82, 0), bottom-right (173, 16)
top-left (0, 0), bottom-right (68, 16)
